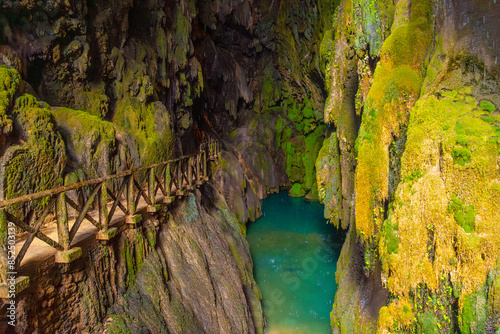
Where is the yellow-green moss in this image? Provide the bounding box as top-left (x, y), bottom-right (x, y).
top-left (0, 66), bottom-right (20, 135)
top-left (378, 86), bottom-right (500, 334)
top-left (377, 298), bottom-right (415, 333)
top-left (53, 106), bottom-right (116, 178)
top-left (354, 0), bottom-right (432, 240)
top-left (3, 96), bottom-right (66, 218)
top-left (113, 97), bottom-right (174, 166)
top-left (289, 183), bottom-right (306, 197)
top-left (74, 88), bottom-right (109, 118)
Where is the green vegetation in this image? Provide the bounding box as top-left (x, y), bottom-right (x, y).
top-left (53, 106), bottom-right (116, 178)
top-left (0, 66), bottom-right (20, 135)
top-left (479, 100), bottom-right (496, 113)
top-left (289, 183), bottom-right (306, 197)
top-left (382, 216), bottom-right (399, 255)
top-left (452, 147), bottom-right (472, 165)
top-left (460, 285), bottom-right (488, 334)
top-left (355, 0), bottom-right (433, 240)
top-left (3, 94), bottom-right (66, 219)
top-left (113, 97), bottom-right (174, 166)
top-left (448, 194), bottom-right (476, 233)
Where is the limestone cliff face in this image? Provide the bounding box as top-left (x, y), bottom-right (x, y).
top-left (321, 0), bottom-right (500, 332)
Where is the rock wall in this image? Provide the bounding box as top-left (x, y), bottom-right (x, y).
top-left (320, 0), bottom-right (500, 332)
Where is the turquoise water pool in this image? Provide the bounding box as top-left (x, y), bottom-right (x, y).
top-left (246, 192), bottom-right (345, 334)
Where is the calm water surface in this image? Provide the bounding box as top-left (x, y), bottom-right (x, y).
top-left (247, 192), bottom-right (344, 334)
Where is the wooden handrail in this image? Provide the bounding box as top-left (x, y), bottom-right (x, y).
top-left (0, 145), bottom-right (213, 208)
top-left (0, 139), bottom-right (220, 279)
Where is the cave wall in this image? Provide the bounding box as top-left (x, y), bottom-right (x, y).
top-left (0, 0), bottom-right (335, 213)
top-left (320, 0), bottom-right (500, 333)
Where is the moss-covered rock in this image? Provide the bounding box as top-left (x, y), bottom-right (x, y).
top-left (0, 66), bottom-right (19, 137)
top-left (0, 94), bottom-right (66, 219)
top-left (74, 86), bottom-right (109, 118)
top-left (113, 98), bottom-right (174, 167)
top-left (53, 107), bottom-right (117, 178)
top-left (375, 58), bottom-right (500, 332)
top-left (354, 0), bottom-right (433, 240)
top-left (315, 132), bottom-right (343, 226)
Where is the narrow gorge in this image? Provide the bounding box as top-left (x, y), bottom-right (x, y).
top-left (0, 0), bottom-right (499, 333)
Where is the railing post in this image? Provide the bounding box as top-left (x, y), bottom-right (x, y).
top-left (176, 159), bottom-right (185, 197)
top-left (187, 157), bottom-right (193, 190)
top-left (55, 193), bottom-right (82, 263)
top-left (147, 167), bottom-right (160, 213)
top-left (202, 148), bottom-right (208, 181)
top-left (164, 163), bottom-right (174, 205)
top-left (196, 153), bottom-right (202, 186)
top-left (99, 182), bottom-right (109, 228)
top-left (0, 208), bottom-right (29, 298)
top-left (96, 182), bottom-right (116, 241)
top-left (126, 174), bottom-right (142, 225)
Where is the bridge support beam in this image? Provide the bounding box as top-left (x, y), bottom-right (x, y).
top-left (96, 227), bottom-right (117, 241)
top-left (0, 276), bottom-right (30, 299)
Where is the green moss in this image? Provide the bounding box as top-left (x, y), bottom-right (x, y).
top-left (303, 125), bottom-right (326, 189)
top-left (74, 89), bottom-right (109, 118)
top-left (0, 66), bottom-right (20, 134)
top-left (53, 107), bottom-right (116, 178)
top-left (417, 311), bottom-right (439, 334)
top-left (54, 107), bottom-right (115, 141)
top-left (404, 169), bottom-right (423, 184)
top-left (452, 147), bottom-right (472, 165)
top-left (123, 239), bottom-right (137, 287)
top-left (3, 98), bottom-right (66, 217)
top-left (172, 6), bottom-right (190, 69)
top-left (456, 136), bottom-right (469, 147)
top-left (113, 98), bottom-right (174, 166)
top-left (352, 0), bottom-right (395, 57)
top-left (319, 29), bottom-right (335, 78)
top-left (460, 286), bottom-right (488, 334)
top-left (289, 183), bottom-right (306, 197)
top-left (382, 215), bottom-right (399, 254)
top-left (380, 0), bottom-right (432, 67)
top-left (354, 0), bottom-right (433, 240)
top-left (105, 314), bottom-right (134, 334)
top-left (479, 100), bottom-right (496, 113)
top-left (448, 194), bottom-right (476, 233)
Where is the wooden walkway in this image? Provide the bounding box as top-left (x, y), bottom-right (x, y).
top-left (0, 140), bottom-right (220, 297)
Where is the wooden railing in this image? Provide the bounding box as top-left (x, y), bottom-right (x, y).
top-left (0, 140), bottom-right (220, 294)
